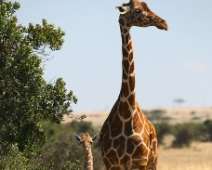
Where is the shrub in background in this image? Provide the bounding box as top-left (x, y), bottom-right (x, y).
top-left (204, 120), bottom-right (212, 141)
top-left (154, 122), bottom-right (171, 145)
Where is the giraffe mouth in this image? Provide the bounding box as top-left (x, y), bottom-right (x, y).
top-left (156, 20), bottom-right (168, 31)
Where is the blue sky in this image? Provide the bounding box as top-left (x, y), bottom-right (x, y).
top-left (13, 0), bottom-right (212, 111)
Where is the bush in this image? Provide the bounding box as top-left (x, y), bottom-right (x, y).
top-left (0, 144), bottom-right (54, 170)
top-left (171, 122), bottom-right (205, 147)
top-left (172, 123), bottom-right (193, 147)
top-left (154, 122), bottom-right (171, 144)
top-left (204, 120), bottom-right (212, 141)
top-left (154, 121), bottom-right (210, 147)
top-left (69, 120), bottom-right (97, 135)
top-left (61, 160), bottom-right (81, 170)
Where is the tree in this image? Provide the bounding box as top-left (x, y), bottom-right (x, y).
top-left (173, 98), bottom-right (185, 107)
top-left (0, 0), bottom-right (77, 159)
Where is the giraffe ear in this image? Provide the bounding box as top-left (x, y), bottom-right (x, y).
top-left (73, 134), bottom-right (81, 143)
top-left (92, 135), bottom-right (99, 142)
top-left (116, 6), bottom-right (130, 14)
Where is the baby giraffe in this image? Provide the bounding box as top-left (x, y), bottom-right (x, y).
top-left (73, 133), bottom-right (98, 170)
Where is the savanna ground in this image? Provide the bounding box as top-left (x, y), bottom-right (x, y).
top-left (158, 137), bottom-right (212, 170)
top-left (64, 107), bottom-right (212, 169)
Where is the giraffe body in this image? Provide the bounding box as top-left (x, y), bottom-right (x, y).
top-left (99, 1), bottom-right (168, 170)
top-left (73, 133), bottom-right (98, 170)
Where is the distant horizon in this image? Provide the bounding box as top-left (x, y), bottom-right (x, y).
top-left (71, 105), bottom-right (212, 113)
top-left (64, 106), bottom-right (212, 128)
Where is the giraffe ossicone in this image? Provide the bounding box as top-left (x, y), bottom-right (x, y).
top-left (73, 133), bottom-right (98, 170)
top-left (99, 0), bottom-right (168, 170)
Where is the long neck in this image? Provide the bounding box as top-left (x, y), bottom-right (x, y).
top-left (84, 148), bottom-right (93, 170)
top-left (119, 23), bottom-right (136, 108)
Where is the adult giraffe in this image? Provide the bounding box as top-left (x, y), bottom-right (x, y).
top-left (73, 133), bottom-right (98, 170)
top-left (99, 0), bottom-right (168, 170)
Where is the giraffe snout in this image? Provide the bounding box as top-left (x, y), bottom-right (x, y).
top-left (84, 145), bottom-right (90, 151)
top-left (156, 19), bottom-right (168, 31)
top-left (162, 20), bottom-right (168, 31)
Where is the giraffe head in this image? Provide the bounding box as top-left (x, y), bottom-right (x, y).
top-left (116, 0), bottom-right (168, 30)
top-left (73, 133), bottom-right (98, 151)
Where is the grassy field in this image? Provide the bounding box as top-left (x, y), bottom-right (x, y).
top-left (158, 142), bottom-right (212, 170)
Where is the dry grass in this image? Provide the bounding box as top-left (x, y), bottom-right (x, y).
top-left (161, 107), bottom-right (212, 124)
top-left (158, 142), bottom-right (212, 170)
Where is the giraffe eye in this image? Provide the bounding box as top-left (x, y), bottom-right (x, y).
top-left (135, 9), bottom-right (141, 14)
top-left (90, 141), bottom-right (93, 144)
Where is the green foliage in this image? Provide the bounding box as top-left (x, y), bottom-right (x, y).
top-left (204, 120), bottom-right (212, 141)
top-left (70, 120), bottom-right (97, 135)
top-left (154, 121), bottom-right (212, 147)
top-left (61, 160), bottom-right (81, 170)
top-left (171, 122), bottom-right (206, 147)
top-left (171, 123), bottom-right (194, 147)
top-left (42, 132), bottom-right (84, 170)
top-left (42, 121), bottom-right (64, 141)
top-left (0, 0), bottom-right (77, 169)
top-left (27, 19), bottom-right (65, 52)
top-left (0, 144), bottom-right (27, 170)
top-left (154, 122), bottom-right (171, 144)
top-left (0, 144), bottom-right (55, 170)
